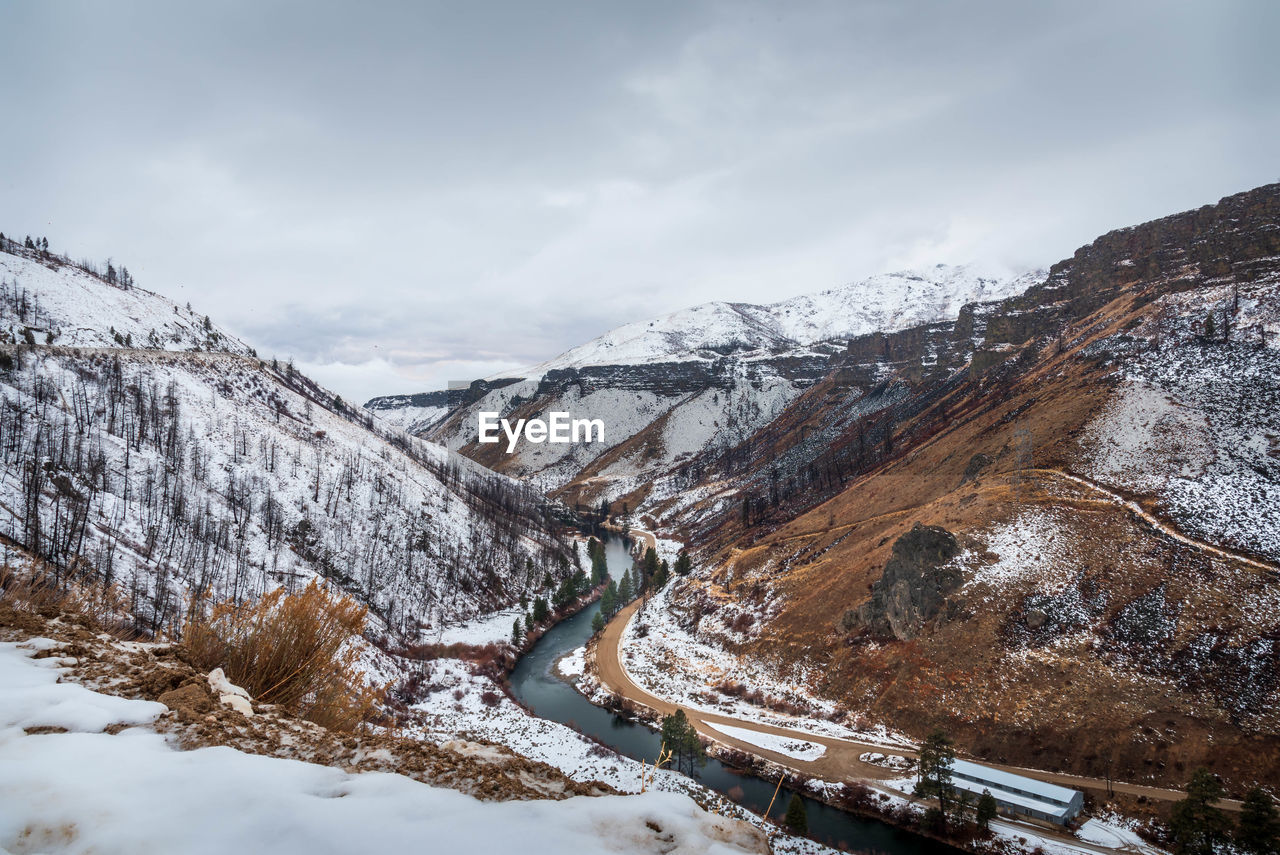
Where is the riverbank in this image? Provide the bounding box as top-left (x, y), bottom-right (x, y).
top-left (581, 576), bottom-right (1175, 855)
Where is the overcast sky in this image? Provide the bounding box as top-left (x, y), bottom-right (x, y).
top-left (4, 1), bottom-right (1278, 401)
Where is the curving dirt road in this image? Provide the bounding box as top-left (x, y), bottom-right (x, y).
top-left (595, 598), bottom-right (1238, 811)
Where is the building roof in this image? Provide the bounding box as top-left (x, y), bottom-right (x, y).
top-left (947, 775), bottom-right (1073, 821)
top-left (948, 759), bottom-right (1081, 807)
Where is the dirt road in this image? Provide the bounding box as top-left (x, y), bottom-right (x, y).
top-left (596, 598), bottom-right (1234, 810)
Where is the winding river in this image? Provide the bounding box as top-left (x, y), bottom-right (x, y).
top-left (509, 534), bottom-right (952, 854)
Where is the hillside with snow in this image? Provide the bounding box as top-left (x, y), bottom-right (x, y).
top-left (0, 249), bottom-right (252, 356)
top-left (0, 244), bottom-right (573, 637)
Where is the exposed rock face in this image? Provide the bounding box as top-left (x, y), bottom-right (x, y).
top-left (535, 355), bottom-right (830, 398)
top-left (367, 378), bottom-right (523, 413)
top-left (854, 523), bottom-right (962, 640)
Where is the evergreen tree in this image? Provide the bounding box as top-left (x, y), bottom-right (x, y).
top-left (524, 612), bottom-right (534, 633)
top-left (1237, 788), bottom-right (1280, 855)
top-left (553, 576), bottom-right (578, 608)
top-left (675, 552), bottom-right (692, 576)
top-left (915, 730), bottom-right (956, 826)
top-left (1169, 768), bottom-right (1232, 855)
top-left (659, 710), bottom-right (705, 776)
top-left (589, 539), bottom-right (608, 586)
top-left (618, 570), bottom-right (634, 604)
top-left (652, 559), bottom-right (669, 589)
top-left (600, 579), bottom-right (618, 617)
top-left (785, 793), bottom-right (809, 835)
top-left (954, 789), bottom-right (976, 828)
top-left (1205, 313), bottom-right (1217, 339)
top-left (591, 612), bottom-right (606, 633)
top-left (511, 618), bottom-right (524, 646)
top-left (532, 597), bottom-right (550, 623)
top-left (542, 570), bottom-right (554, 589)
top-left (976, 790), bottom-right (998, 833)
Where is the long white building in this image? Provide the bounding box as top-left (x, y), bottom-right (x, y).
top-left (943, 759), bottom-right (1085, 825)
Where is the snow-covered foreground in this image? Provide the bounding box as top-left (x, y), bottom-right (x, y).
top-left (0, 639), bottom-right (770, 855)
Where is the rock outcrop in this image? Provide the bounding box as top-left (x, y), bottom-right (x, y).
top-left (852, 523), bottom-right (962, 641)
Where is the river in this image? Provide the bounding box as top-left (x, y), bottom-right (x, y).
top-left (509, 533), bottom-right (953, 854)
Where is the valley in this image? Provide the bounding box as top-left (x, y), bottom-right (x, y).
top-left (3, 182), bottom-right (1279, 855)
top-left (370, 183), bottom-right (1280, 834)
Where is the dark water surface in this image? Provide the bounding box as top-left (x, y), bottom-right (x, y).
top-left (509, 534), bottom-right (951, 854)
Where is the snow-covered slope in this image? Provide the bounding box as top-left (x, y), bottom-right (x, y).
top-left (519, 264), bottom-right (1042, 375)
top-left (0, 639), bottom-right (769, 855)
top-left (0, 246), bottom-right (572, 636)
top-left (0, 249), bottom-right (252, 355)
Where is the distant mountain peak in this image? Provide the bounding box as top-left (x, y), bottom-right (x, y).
top-left (513, 263), bottom-right (1043, 377)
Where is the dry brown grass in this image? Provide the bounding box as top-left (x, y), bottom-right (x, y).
top-left (181, 580), bottom-right (384, 732)
top-left (0, 558), bottom-right (136, 637)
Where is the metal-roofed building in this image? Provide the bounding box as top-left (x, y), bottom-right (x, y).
top-left (945, 759), bottom-right (1084, 825)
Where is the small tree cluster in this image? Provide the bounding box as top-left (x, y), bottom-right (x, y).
top-left (1169, 768), bottom-right (1279, 855)
top-left (659, 709), bottom-right (706, 776)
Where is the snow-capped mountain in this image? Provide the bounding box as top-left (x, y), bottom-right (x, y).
top-left (0, 241), bottom-right (573, 637)
top-left (369, 263), bottom-right (1042, 505)
top-left (517, 263), bottom-right (1042, 375)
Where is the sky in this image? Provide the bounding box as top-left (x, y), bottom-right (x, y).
top-left (3, 1), bottom-right (1278, 402)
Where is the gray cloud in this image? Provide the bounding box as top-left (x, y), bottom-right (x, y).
top-left (4, 0), bottom-right (1277, 400)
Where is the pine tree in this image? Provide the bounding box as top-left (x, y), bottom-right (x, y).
top-left (532, 597), bottom-right (550, 623)
top-left (1237, 787), bottom-right (1280, 855)
top-left (1205, 313), bottom-right (1217, 339)
top-left (524, 613), bottom-right (534, 632)
top-left (660, 710), bottom-right (705, 776)
top-left (553, 576), bottom-right (577, 608)
top-left (652, 560), bottom-right (669, 589)
top-left (589, 538), bottom-right (608, 586)
top-left (915, 730), bottom-right (956, 826)
top-left (1169, 768), bottom-right (1231, 855)
top-left (785, 793), bottom-right (809, 835)
top-left (976, 790), bottom-right (998, 833)
top-left (675, 552), bottom-right (692, 576)
top-left (591, 612), bottom-right (606, 633)
top-left (600, 579), bottom-right (618, 617)
top-left (643, 547), bottom-right (659, 582)
top-left (618, 571), bottom-right (634, 604)
top-left (511, 618), bottom-right (524, 646)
